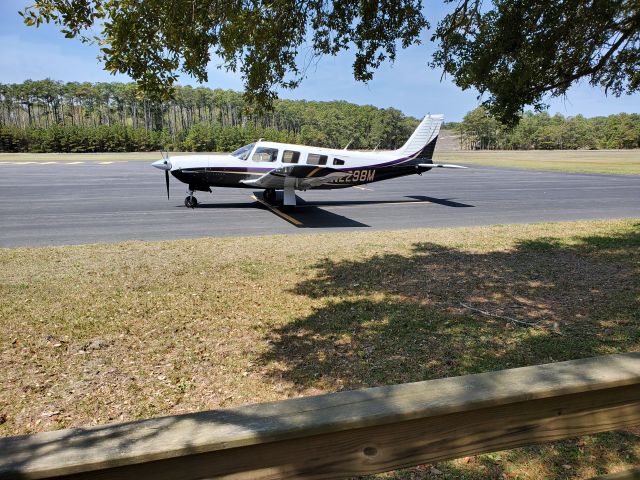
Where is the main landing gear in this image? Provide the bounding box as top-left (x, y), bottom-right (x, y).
top-left (262, 184), bottom-right (297, 209)
top-left (185, 190), bottom-right (198, 208)
top-left (263, 188), bottom-right (277, 203)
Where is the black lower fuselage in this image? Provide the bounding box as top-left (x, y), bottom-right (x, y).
top-left (172, 164), bottom-right (432, 192)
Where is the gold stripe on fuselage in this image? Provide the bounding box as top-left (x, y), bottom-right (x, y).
top-left (306, 167), bottom-right (322, 178)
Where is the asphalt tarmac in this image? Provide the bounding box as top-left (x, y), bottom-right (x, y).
top-left (1, 161), bottom-right (639, 247)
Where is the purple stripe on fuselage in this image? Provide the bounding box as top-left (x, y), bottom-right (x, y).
top-left (204, 167), bottom-right (274, 172)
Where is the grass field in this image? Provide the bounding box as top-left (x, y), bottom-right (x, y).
top-left (1, 149), bottom-right (639, 175)
top-left (438, 149), bottom-right (640, 175)
top-left (1, 219), bottom-right (639, 478)
top-left (0, 152), bottom-right (206, 162)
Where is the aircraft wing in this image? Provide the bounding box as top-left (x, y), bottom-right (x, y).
top-left (241, 166), bottom-right (350, 189)
top-left (418, 163), bottom-right (467, 169)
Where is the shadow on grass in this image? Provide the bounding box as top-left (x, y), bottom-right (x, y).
top-left (258, 224), bottom-right (640, 478)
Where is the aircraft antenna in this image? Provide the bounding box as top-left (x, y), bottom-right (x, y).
top-left (343, 139), bottom-right (353, 150)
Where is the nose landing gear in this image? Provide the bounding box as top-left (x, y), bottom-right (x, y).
top-left (185, 189), bottom-right (198, 208)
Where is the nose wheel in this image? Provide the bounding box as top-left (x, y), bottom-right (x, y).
top-left (185, 194), bottom-right (198, 208)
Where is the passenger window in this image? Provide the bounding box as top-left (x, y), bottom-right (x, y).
top-left (282, 150), bottom-right (300, 164)
top-left (252, 147), bottom-right (278, 162)
top-left (307, 153), bottom-right (328, 166)
top-left (333, 158), bottom-right (345, 166)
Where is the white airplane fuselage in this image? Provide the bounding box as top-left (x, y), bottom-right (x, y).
top-left (169, 143), bottom-right (424, 191)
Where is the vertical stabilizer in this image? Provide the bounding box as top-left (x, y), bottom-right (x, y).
top-left (396, 114), bottom-right (444, 160)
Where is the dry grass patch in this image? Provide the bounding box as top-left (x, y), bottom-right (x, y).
top-left (438, 149), bottom-right (640, 175)
top-left (1, 219), bottom-right (639, 478)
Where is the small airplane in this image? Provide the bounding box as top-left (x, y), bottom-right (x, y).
top-left (151, 114), bottom-right (466, 208)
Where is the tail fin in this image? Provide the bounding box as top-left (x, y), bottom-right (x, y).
top-left (396, 114), bottom-right (443, 161)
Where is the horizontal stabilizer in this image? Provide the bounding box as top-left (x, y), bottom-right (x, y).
top-left (418, 163), bottom-right (468, 169)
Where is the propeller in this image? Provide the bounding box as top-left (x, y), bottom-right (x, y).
top-left (151, 155), bottom-right (172, 200)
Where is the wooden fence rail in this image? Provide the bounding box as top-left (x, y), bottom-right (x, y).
top-left (2, 352), bottom-right (640, 479)
top-left (591, 468), bottom-right (640, 480)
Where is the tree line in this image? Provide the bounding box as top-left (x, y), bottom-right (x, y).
top-left (1, 81), bottom-right (639, 153)
top-left (455, 107), bottom-right (640, 150)
top-left (0, 80), bottom-right (417, 153)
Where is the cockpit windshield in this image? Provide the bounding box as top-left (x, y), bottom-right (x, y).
top-left (231, 143), bottom-right (255, 161)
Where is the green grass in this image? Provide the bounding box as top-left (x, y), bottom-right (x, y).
top-left (0, 152), bottom-right (213, 162)
top-left (1, 219), bottom-right (639, 478)
top-left (438, 149), bottom-right (640, 175)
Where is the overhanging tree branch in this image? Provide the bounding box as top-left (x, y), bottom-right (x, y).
top-left (20, 0), bottom-right (640, 124)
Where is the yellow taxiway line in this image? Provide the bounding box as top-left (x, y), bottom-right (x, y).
top-left (250, 195), bottom-right (303, 226)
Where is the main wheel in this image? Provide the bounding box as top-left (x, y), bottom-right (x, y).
top-left (263, 188), bottom-right (277, 203)
top-left (184, 196), bottom-right (198, 208)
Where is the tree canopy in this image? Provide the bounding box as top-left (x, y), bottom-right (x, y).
top-left (433, 0), bottom-right (640, 125)
top-left (0, 80), bottom-right (418, 153)
top-left (17, 1), bottom-right (640, 124)
top-left (21, 0), bottom-right (426, 109)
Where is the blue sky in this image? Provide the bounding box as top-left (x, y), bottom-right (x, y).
top-left (1, 0), bottom-right (639, 121)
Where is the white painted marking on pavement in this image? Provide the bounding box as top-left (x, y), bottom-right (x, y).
top-left (330, 200), bottom-right (435, 210)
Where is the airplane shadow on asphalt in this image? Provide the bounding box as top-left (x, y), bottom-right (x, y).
top-left (405, 195), bottom-right (475, 208)
top-left (277, 204), bottom-right (370, 228)
top-left (294, 195), bottom-right (474, 209)
top-left (177, 198), bottom-right (369, 228)
top-left (180, 194), bottom-right (474, 229)
top-left (189, 202), bottom-right (261, 210)
top-left (283, 195), bottom-right (474, 228)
